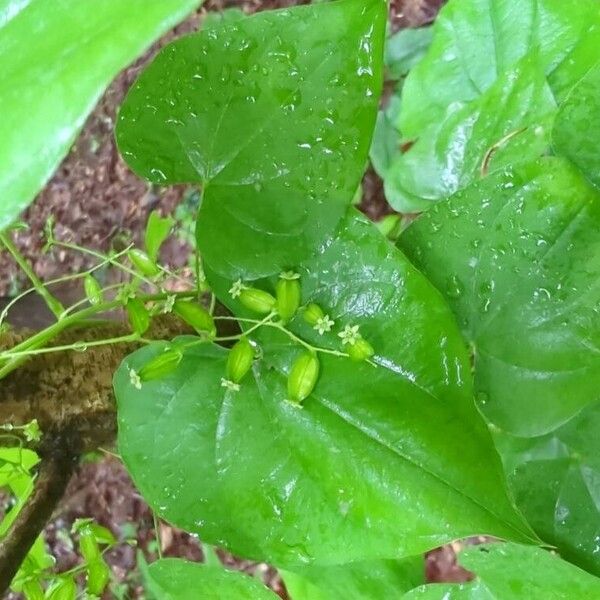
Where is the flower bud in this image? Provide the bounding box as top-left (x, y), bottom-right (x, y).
top-left (303, 303), bottom-right (324, 326)
top-left (84, 274), bottom-right (103, 306)
top-left (128, 248), bottom-right (160, 277)
top-left (173, 301), bottom-right (216, 338)
top-left (347, 337), bottom-right (375, 362)
top-left (287, 352), bottom-right (320, 405)
top-left (276, 276), bottom-right (301, 323)
top-left (227, 338), bottom-right (255, 383)
top-left (239, 288), bottom-right (276, 315)
top-left (139, 349), bottom-right (183, 382)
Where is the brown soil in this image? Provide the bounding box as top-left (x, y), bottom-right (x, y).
top-left (0, 1), bottom-right (467, 599)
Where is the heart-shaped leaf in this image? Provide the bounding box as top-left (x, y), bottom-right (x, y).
top-left (494, 401), bottom-right (600, 576)
top-left (116, 0), bottom-right (386, 279)
top-left (402, 543), bottom-right (600, 599)
top-left (553, 61), bottom-right (600, 188)
top-left (145, 559), bottom-right (277, 599)
top-left (0, 0), bottom-right (201, 231)
top-left (399, 157), bottom-right (600, 436)
top-left (385, 0), bottom-right (600, 210)
top-left (115, 209), bottom-right (535, 568)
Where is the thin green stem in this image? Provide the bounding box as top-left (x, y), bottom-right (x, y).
top-left (264, 322), bottom-right (348, 358)
top-left (0, 246), bottom-right (132, 328)
top-left (0, 291), bottom-right (195, 380)
top-left (51, 240), bottom-right (155, 286)
top-left (0, 333), bottom-right (140, 360)
top-left (0, 232), bottom-right (64, 319)
top-left (214, 311), bottom-right (275, 342)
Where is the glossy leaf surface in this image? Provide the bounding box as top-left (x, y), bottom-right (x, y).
top-left (400, 158), bottom-right (600, 436)
top-left (387, 0), bottom-right (600, 209)
top-left (116, 0), bottom-right (386, 278)
top-left (402, 543), bottom-right (600, 599)
top-left (0, 0), bottom-right (201, 231)
top-left (281, 556), bottom-right (424, 600)
top-left (553, 62), bottom-right (600, 188)
top-left (146, 559), bottom-right (277, 599)
top-left (387, 53), bottom-right (555, 211)
top-left (495, 401), bottom-right (600, 576)
top-left (116, 209), bottom-right (534, 568)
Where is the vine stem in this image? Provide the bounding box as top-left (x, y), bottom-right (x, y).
top-left (0, 333), bottom-right (140, 360)
top-left (0, 291), bottom-right (196, 379)
top-left (0, 246), bottom-right (132, 328)
top-left (265, 322), bottom-right (349, 358)
top-left (0, 232), bottom-right (64, 319)
top-left (50, 240), bottom-right (155, 287)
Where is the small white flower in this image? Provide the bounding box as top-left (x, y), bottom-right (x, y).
top-left (338, 324), bottom-right (360, 346)
top-left (279, 271), bottom-right (300, 280)
top-left (314, 315), bottom-right (335, 335)
top-left (229, 279), bottom-right (245, 299)
top-left (129, 368), bottom-right (142, 390)
top-left (221, 378), bottom-right (241, 393)
top-left (162, 294), bottom-right (176, 314)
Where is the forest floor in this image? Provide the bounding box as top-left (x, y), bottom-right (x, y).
top-left (0, 1), bottom-right (478, 598)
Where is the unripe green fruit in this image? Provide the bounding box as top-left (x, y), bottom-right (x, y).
top-left (303, 303), bottom-right (324, 326)
top-left (84, 274), bottom-right (103, 306)
top-left (126, 298), bottom-right (150, 335)
top-left (139, 349), bottom-right (183, 382)
top-left (239, 288), bottom-right (276, 315)
top-left (173, 301), bottom-right (216, 338)
top-left (347, 337), bottom-right (375, 362)
top-left (128, 248), bottom-right (160, 277)
top-left (276, 277), bottom-right (301, 323)
top-left (287, 352), bottom-right (320, 405)
top-left (227, 338), bottom-right (255, 383)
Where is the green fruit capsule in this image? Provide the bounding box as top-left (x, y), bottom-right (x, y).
top-left (287, 352), bottom-right (320, 405)
top-left (126, 298), bottom-right (151, 335)
top-left (139, 349), bottom-right (183, 382)
top-left (128, 248), bottom-right (160, 277)
top-left (227, 338), bottom-right (255, 383)
top-left (173, 301), bottom-right (216, 338)
top-left (84, 274), bottom-right (103, 306)
top-left (347, 337), bottom-right (375, 362)
top-left (303, 303), bottom-right (324, 326)
top-left (276, 277), bottom-right (301, 323)
top-left (239, 288), bottom-right (276, 315)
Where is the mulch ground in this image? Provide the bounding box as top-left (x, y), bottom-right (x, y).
top-left (0, 1), bottom-right (477, 598)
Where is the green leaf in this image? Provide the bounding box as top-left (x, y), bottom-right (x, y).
top-left (553, 62), bottom-right (600, 188)
top-left (115, 209), bottom-right (535, 568)
top-left (370, 94), bottom-right (402, 178)
top-left (385, 27), bottom-right (433, 80)
top-left (116, 0), bottom-right (386, 278)
top-left (494, 401), bottom-right (600, 576)
top-left (388, 0), bottom-right (600, 209)
top-left (281, 556), bottom-right (424, 600)
top-left (402, 543), bottom-right (600, 599)
top-left (399, 157), bottom-right (600, 436)
top-left (145, 211), bottom-right (175, 262)
top-left (0, 0), bottom-right (202, 231)
top-left (145, 559), bottom-right (278, 599)
top-left (387, 52), bottom-right (556, 211)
